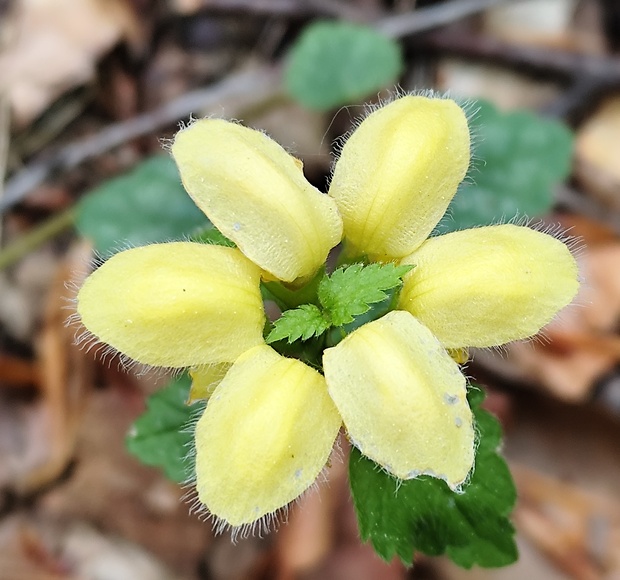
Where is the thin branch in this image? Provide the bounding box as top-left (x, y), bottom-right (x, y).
top-left (1, 0), bottom-right (517, 214)
top-left (556, 184), bottom-right (620, 237)
top-left (418, 28), bottom-right (620, 121)
top-left (0, 208), bottom-right (75, 271)
top-left (193, 0), bottom-right (511, 27)
top-left (376, 0), bottom-right (513, 39)
top-left (1, 66), bottom-right (282, 214)
top-left (419, 28), bottom-right (620, 80)
top-left (0, 96), bottom-right (9, 239)
top-left (193, 0), bottom-right (365, 20)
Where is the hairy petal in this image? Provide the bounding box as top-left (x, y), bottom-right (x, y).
top-left (328, 96), bottom-right (470, 261)
top-left (323, 311), bottom-right (474, 489)
top-left (172, 119), bottom-right (343, 283)
top-left (195, 345), bottom-right (341, 527)
top-left (77, 243), bottom-right (265, 367)
top-left (399, 225), bottom-right (579, 348)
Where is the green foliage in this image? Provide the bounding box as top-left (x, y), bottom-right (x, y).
top-left (191, 225), bottom-right (236, 247)
top-left (349, 388), bottom-right (518, 568)
top-left (441, 99), bottom-right (574, 232)
top-left (319, 263), bottom-right (412, 326)
top-left (126, 374), bottom-right (199, 483)
top-left (266, 304), bottom-right (330, 343)
top-left (266, 263), bottom-right (411, 344)
top-left (285, 21), bottom-right (403, 110)
top-left (76, 156), bottom-right (208, 255)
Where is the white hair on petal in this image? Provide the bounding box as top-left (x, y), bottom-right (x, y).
top-left (327, 88), bottom-right (478, 192)
top-left (182, 434), bottom-right (342, 541)
top-left (461, 217), bottom-right (585, 357)
top-left (65, 240), bottom-right (200, 377)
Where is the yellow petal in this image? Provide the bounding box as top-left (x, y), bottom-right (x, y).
top-left (448, 348), bottom-right (470, 365)
top-left (399, 225), bottom-right (579, 348)
top-left (77, 243), bottom-right (265, 367)
top-left (328, 96), bottom-right (470, 261)
top-left (188, 363), bottom-right (231, 403)
top-left (323, 311), bottom-right (474, 489)
top-left (195, 345), bottom-right (341, 526)
top-left (172, 119), bottom-right (343, 283)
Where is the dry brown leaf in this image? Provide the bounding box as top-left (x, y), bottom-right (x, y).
top-left (484, 0), bottom-right (581, 49)
top-left (168, 0), bottom-right (202, 14)
top-left (0, 242), bottom-right (94, 493)
top-left (0, 353), bottom-right (38, 388)
top-left (276, 451), bottom-right (345, 577)
top-left (475, 212), bottom-right (620, 402)
top-left (38, 375), bottom-right (212, 578)
top-left (436, 58), bottom-right (561, 111)
top-left (0, 0), bottom-right (140, 126)
top-left (0, 245), bottom-right (58, 343)
top-left (251, 102), bottom-right (331, 179)
top-left (0, 515), bottom-right (185, 580)
top-left (513, 465), bottom-right (620, 580)
top-left (15, 242), bottom-right (95, 493)
top-left (0, 517), bottom-right (73, 580)
top-left (505, 241), bottom-right (620, 401)
top-left (575, 96), bottom-right (620, 212)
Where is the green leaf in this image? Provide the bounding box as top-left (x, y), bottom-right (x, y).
top-left (319, 263), bottom-right (412, 326)
top-left (76, 156), bottom-right (208, 255)
top-left (266, 304), bottom-right (330, 343)
top-left (285, 21), bottom-right (403, 110)
top-left (349, 387), bottom-right (518, 568)
top-left (441, 99), bottom-right (574, 233)
top-left (262, 266), bottom-right (325, 311)
top-left (126, 374), bottom-right (201, 483)
top-left (190, 225), bottom-right (236, 247)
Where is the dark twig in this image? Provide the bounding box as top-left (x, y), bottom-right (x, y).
top-left (556, 184), bottom-right (620, 237)
top-left (1, 0), bottom-right (518, 215)
top-left (198, 0), bottom-right (512, 28)
top-left (418, 29), bottom-right (620, 120)
top-left (188, 0), bottom-right (365, 20)
top-left (420, 28), bottom-right (620, 80)
top-left (0, 207), bottom-right (76, 270)
top-left (377, 0), bottom-right (512, 39)
top-left (1, 66), bottom-right (282, 214)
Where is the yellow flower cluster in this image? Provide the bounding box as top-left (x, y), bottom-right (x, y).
top-left (77, 96), bottom-right (578, 529)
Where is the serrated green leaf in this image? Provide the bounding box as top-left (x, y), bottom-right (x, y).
top-left (319, 263), bottom-right (412, 326)
top-left (285, 21), bottom-right (403, 110)
top-left (349, 387), bottom-right (517, 568)
top-left (266, 304), bottom-right (330, 344)
top-left (76, 156), bottom-right (208, 255)
top-left (440, 99), bottom-right (573, 233)
top-left (126, 374), bottom-right (201, 483)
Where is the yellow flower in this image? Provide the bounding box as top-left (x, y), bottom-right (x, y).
top-left (194, 345), bottom-right (341, 527)
top-left (77, 94), bottom-right (578, 532)
top-left (328, 94), bottom-right (579, 348)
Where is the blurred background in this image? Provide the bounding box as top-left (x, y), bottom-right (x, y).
top-left (1, 0), bottom-right (620, 578)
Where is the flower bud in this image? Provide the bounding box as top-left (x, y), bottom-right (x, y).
top-left (172, 119), bottom-right (343, 283)
top-left (77, 243), bottom-right (265, 367)
top-left (329, 96), bottom-right (470, 261)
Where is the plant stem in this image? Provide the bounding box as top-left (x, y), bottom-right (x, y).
top-left (0, 207), bottom-right (76, 271)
